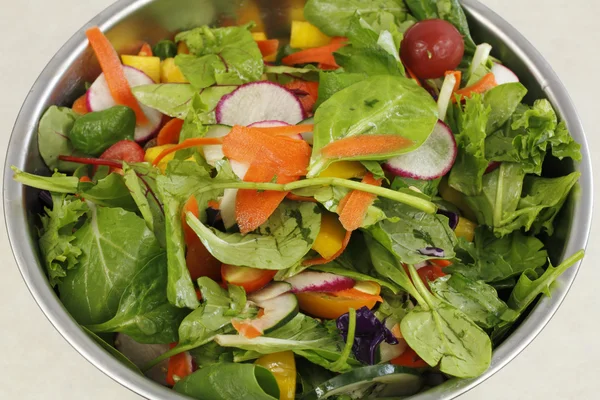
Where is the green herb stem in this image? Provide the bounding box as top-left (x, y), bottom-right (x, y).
top-left (332, 308), bottom-right (356, 370)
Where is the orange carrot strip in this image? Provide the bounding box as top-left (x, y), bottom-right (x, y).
top-left (256, 39), bottom-right (279, 58)
top-left (254, 124), bottom-right (314, 136)
top-left (157, 118), bottom-right (184, 145)
top-left (318, 63), bottom-right (340, 71)
top-left (321, 135), bottom-right (414, 160)
top-left (329, 287), bottom-right (383, 303)
top-left (72, 94), bottom-right (89, 115)
top-left (207, 200), bottom-right (220, 210)
top-left (338, 173), bottom-right (382, 231)
top-left (284, 80), bottom-right (319, 115)
top-left (79, 176), bottom-right (92, 183)
top-left (138, 42), bottom-right (153, 57)
top-left (85, 27), bottom-right (148, 125)
top-left (429, 259), bottom-right (453, 268)
top-left (152, 137), bottom-right (223, 166)
top-left (236, 160), bottom-right (299, 234)
top-left (445, 70), bottom-right (462, 92)
top-left (405, 66), bottom-right (422, 87)
top-left (303, 230), bottom-right (352, 266)
top-left (286, 193), bottom-right (319, 203)
top-left (232, 319), bottom-right (263, 339)
top-left (453, 72), bottom-right (497, 102)
top-left (282, 39), bottom-right (347, 67)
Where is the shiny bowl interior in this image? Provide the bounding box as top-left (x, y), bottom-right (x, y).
top-left (3, 0), bottom-right (593, 399)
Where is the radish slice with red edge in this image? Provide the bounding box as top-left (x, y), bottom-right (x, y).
top-left (87, 65), bottom-right (163, 143)
top-left (220, 160), bottom-right (249, 230)
top-left (284, 271), bottom-right (355, 293)
top-left (248, 120), bottom-right (302, 140)
top-left (491, 63), bottom-right (519, 85)
top-left (216, 81), bottom-right (306, 127)
top-left (384, 121), bottom-right (457, 180)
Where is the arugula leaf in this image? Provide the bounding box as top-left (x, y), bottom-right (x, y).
top-left (367, 199), bottom-right (457, 264)
top-left (316, 71), bottom-right (367, 108)
top-left (391, 176), bottom-right (441, 198)
top-left (430, 274), bottom-right (516, 329)
top-left (304, 0), bottom-right (407, 37)
top-left (59, 203), bottom-right (163, 325)
top-left (186, 201), bottom-right (321, 270)
top-left (12, 167), bottom-right (79, 193)
top-left (157, 160), bottom-right (235, 309)
top-left (447, 228), bottom-right (547, 283)
top-left (85, 253), bottom-right (188, 343)
top-left (448, 94), bottom-right (490, 196)
top-left (132, 84), bottom-right (236, 119)
top-left (122, 164), bottom-right (165, 247)
top-left (189, 341), bottom-right (234, 368)
top-left (37, 106), bottom-right (86, 172)
top-left (38, 192), bottom-right (88, 286)
top-left (174, 363), bottom-right (280, 400)
top-left (175, 25), bottom-right (263, 89)
top-left (404, 0), bottom-right (476, 53)
top-left (308, 75), bottom-right (438, 177)
top-left (483, 82), bottom-right (528, 134)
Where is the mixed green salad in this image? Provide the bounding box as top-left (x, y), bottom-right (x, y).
top-left (13, 0), bottom-right (585, 398)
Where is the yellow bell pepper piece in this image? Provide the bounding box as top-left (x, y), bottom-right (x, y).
top-left (237, 1), bottom-right (265, 32)
top-left (312, 212), bottom-right (347, 259)
top-left (160, 58), bottom-right (188, 83)
top-left (289, 0), bottom-right (306, 22)
top-left (251, 32), bottom-right (268, 41)
top-left (255, 351), bottom-right (296, 400)
top-left (455, 217), bottom-right (477, 242)
top-left (439, 177), bottom-right (478, 222)
top-left (177, 41), bottom-right (189, 55)
top-left (318, 161), bottom-right (366, 179)
top-left (290, 21), bottom-right (332, 49)
top-left (145, 145), bottom-right (176, 173)
top-left (121, 55), bottom-right (161, 83)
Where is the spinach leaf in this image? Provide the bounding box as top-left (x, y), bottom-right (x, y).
top-left (448, 94), bottom-right (490, 196)
top-left (189, 341), bottom-right (234, 368)
top-left (391, 176), bottom-right (441, 198)
top-left (296, 358), bottom-right (335, 395)
top-left (447, 228), bottom-right (547, 283)
top-left (304, 0), bottom-right (407, 37)
top-left (175, 25), bottom-right (263, 89)
top-left (316, 71), bottom-right (367, 108)
top-left (157, 160), bottom-right (237, 309)
top-left (59, 203), bottom-right (163, 325)
top-left (174, 363), bottom-right (280, 400)
top-left (430, 274), bottom-right (516, 329)
top-left (483, 82), bottom-right (528, 134)
top-left (405, 0), bottom-right (476, 53)
top-left (495, 172), bottom-right (581, 236)
top-left (367, 199), bottom-right (457, 264)
top-left (122, 164), bottom-right (166, 247)
top-left (85, 253), bottom-right (188, 344)
top-left (37, 106), bottom-right (86, 172)
top-left (186, 201), bottom-right (321, 270)
top-left (309, 75), bottom-right (438, 176)
top-left (78, 172), bottom-right (138, 211)
top-left (486, 100), bottom-right (581, 175)
top-left (38, 192), bottom-right (88, 287)
top-left (132, 84), bottom-right (236, 119)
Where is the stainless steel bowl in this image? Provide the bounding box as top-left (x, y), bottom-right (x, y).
top-left (3, 0), bottom-right (593, 398)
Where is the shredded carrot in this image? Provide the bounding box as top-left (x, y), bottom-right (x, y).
top-left (256, 39), bottom-right (279, 58)
top-left (232, 319), bottom-right (263, 339)
top-left (138, 42), bottom-right (153, 57)
top-left (320, 135), bottom-right (413, 160)
top-left (222, 126), bottom-right (311, 177)
top-left (254, 124), bottom-right (314, 137)
top-left (453, 72), bottom-right (497, 102)
top-left (85, 27), bottom-right (148, 125)
top-left (430, 259), bottom-right (453, 268)
top-left (79, 176), bottom-right (92, 183)
top-left (329, 287), bottom-right (383, 302)
top-left (282, 38), bottom-right (347, 67)
top-left (338, 173), bottom-right (382, 231)
top-left (445, 70), bottom-right (462, 92)
top-left (157, 118), bottom-right (184, 145)
top-left (318, 63), bottom-right (340, 71)
top-left (152, 137), bottom-right (224, 166)
top-left (284, 81), bottom-right (319, 115)
top-left (72, 94), bottom-right (89, 115)
top-left (405, 66), bottom-right (422, 87)
top-left (286, 193), bottom-right (319, 203)
top-left (303, 230), bottom-right (352, 266)
top-left (236, 160), bottom-right (298, 234)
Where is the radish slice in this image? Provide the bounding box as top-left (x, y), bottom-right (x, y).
top-left (437, 73), bottom-right (457, 122)
top-left (114, 333), bottom-right (169, 385)
top-left (201, 124), bottom-right (233, 166)
top-left (248, 282), bottom-right (292, 303)
top-left (87, 66), bottom-right (163, 143)
top-left (384, 121), bottom-right (457, 180)
top-left (491, 63), bottom-right (519, 85)
top-left (216, 81), bottom-right (306, 126)
top-left (220, 160), bottom-right (249, 230)
top-left (284, 271), bottom-right (355, 293)
top-left (249, 120), bottom-right (302, 140)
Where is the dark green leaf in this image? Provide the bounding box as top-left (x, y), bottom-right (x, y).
top-left (483, 83), bottom-right (528, 134)
top-left (37, 106), bottom-right (86, 172)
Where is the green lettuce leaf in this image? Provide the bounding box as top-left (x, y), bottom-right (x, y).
top-left (85, 253), bottom-right (188, 343)
top-left (59, 203), bottom-right (163, 325)
top-left (316, 71), bottom-right (367, 108)
top-left (175, 25), bottom-right (263, 89)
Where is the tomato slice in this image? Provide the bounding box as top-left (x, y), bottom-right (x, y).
top-left (100, 140), bottom-right (145, 163)
top-left (417, 265), bottom-right (446, 286)
top-left (296, 288), bottom-right (381, 320)
top-left (166, 344), bottom-right (194, 386)
top-left (221, 264), bottom-right (276, 293)
top-left (390, 347), bottom-right (428, 368)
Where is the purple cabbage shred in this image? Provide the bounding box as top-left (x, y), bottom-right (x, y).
top-left (436, 209), bottom-right (459, 230)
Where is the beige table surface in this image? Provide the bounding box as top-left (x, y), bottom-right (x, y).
top-left (1, 0), bottom-right (598, 399)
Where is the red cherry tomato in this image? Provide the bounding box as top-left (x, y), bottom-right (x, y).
top-left (100, 140), bottom-right (145, 163)
top-left (417, 265), bottom-right (447, 286)
top-left (400, 19), bottom-right (465, 80)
